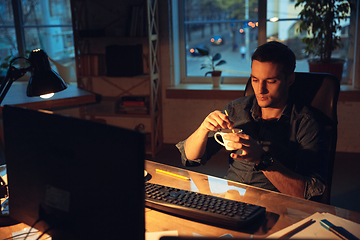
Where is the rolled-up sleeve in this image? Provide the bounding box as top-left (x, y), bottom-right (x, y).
top-left (175, 140), bottom-right (203, 167)
top-left (304, 176), bottom-right (326, 200)
top-left (176, 131), bottom-right (223, 167)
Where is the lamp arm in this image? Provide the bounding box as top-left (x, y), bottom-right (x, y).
top-left (0, 57), bottom-right (31, 105)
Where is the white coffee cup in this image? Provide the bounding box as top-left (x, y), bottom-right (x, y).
top-left (214, 129), bottom-right (243, 151)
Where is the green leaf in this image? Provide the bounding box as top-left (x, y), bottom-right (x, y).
top-left (295, 0), bottom-right (348, 62)
top-left (212, 53), bottom-right (221, 61)
top-left (200, 64), bottom-right (212, 70)
top-left (215, 60), bottom-right (227, 67)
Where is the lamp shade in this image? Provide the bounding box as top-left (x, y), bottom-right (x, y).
top-left (26, 49), bottom-right (67, 97)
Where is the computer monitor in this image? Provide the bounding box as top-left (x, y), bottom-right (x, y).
top-left (3, 105), bottom-right (145, 240)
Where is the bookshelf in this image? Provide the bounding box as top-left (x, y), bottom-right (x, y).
top-left (70, 0), bottom-right (162, 157)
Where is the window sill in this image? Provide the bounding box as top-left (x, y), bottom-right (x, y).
top-left (166, 84), bottom-right (246, 99)
top-left (166, 84), bottom-right (360, 102)
top-left (339, 85), bottom-right (360, 102)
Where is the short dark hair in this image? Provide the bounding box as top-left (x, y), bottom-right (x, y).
top-left (251, 41), bottom-right (296, 78)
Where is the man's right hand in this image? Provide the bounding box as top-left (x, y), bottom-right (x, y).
top-left (184, 110), bottom-right (234, 160)
top-left (200, 110), bottom-right (234, 132)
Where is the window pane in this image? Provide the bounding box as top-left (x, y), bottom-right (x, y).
top-left (21, 0), bottom-right (75, 82)
top-left (266, 0), bottom-right (353, 85)
top-left (184, 0), bottom-right (258, 79)
top-left (266, 0), bottom-right (308, 73)
top-left (23, 26), bottom-right (74, 60)
top-left (0, 0), bottom-right (17, 76)
top-left (22, 0), bottom-right (74, 59)
top-left (1, 0), bottom-right (75, 82)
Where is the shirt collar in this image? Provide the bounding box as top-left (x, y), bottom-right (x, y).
top-left (250, 96), bottom-right (292, 122)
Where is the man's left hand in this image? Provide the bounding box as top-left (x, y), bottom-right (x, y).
top-left (225, 133), bottom-right (264, 164)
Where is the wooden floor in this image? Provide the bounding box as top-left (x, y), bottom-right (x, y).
top-left (147, 143), bottom-right (360, 213)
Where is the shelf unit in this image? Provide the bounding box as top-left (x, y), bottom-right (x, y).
top-left (70, 0), bottom-right (162, 156)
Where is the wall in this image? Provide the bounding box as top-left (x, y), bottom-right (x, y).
top-left (158, 1), bottom-right (360, 153)
top-left (337, 101), bottom-right (360, 152)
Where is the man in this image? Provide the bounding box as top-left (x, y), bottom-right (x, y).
top-left (176, 41), bottom-right (327, 201)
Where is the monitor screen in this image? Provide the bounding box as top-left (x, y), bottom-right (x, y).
top-left (3, 105), bottom-right (145, 240)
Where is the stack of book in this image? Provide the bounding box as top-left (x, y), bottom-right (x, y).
top-left (117, 96), bottom-right (149, 115)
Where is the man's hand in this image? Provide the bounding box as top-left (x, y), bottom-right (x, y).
top-left (225, 133), bottom-right (264, 165)
top-left (184, 110), bottom-right (233, 160)
top-left (200, 110), bottom-right (234, 132)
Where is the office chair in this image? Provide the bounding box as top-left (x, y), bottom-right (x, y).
top-left (244, 72), bottom-right (340, 204)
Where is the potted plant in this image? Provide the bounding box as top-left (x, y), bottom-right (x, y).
top-left (197, 47), bottom-right (226, 76)
top-left (197, 47), bottom-right (226, 87)
top-left (295, 0), bottom-right (350, 81)
top-left (0, 55), bottom-right (13, 82)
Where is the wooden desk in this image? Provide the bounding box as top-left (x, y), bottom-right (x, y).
top-left (144, 160), bottom-right (360, 238)
top-left (1, 160), bottom-right (360, 239)
top-left (0, 82), bottom-right (98, 114)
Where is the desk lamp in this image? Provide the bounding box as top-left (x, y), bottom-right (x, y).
top-left (0, 49), bottom-right (67, 226)
top-left (0, 49), bottom-right (67, 105)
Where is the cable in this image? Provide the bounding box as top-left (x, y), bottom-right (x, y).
top-left (35, 226), bottom-right (53, 240)
top-left (23, 217), bottom-right (42, 240)
top-left (1, 226), bottom-right (42, 240)
top-left (2, 232), bottom-right (38, 240)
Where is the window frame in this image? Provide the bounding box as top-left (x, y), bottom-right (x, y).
top-left (172, 0), bottom-right (360, 89)
top-left (173, 0), bottom-right (266, 85)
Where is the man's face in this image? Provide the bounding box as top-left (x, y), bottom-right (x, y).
top-left (251, 60), bottom-right (292, 109)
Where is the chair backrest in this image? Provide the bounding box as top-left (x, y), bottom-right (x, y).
top-left (244, 72), bottom-right (340, 204)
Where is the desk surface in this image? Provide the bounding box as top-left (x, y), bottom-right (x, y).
top-left (0, 82), bottom-right (98, 114)
top-left (1, 160), bottom-right (360, 239)
top-left (144, 161), bottom-right (360, 238)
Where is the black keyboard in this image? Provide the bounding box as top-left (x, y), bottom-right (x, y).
top-left (145, 182), bottom-right (266, 229)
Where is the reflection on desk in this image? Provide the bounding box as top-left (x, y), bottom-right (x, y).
top-left (144, 160), bottom-right (360, 238)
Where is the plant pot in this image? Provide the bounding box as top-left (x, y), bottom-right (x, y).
top-left (205, 71), bottom-right (222, 88)
top-left (308, 58), bottom-right (345, 81)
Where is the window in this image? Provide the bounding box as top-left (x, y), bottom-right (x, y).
top-left (173, 0), bottom-right (358, 86)
top-left (0, 0), bottom-right (75, 82)
top-left (178, 0), bottom-right (259, 84)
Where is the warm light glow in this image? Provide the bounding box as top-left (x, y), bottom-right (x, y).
top-left (239, 29), bottom-right (244, 33)
top-left (248, 22), bottom-right (256, 28)
top-left (218, 39), bottom-right (222, 43)
top-left (211, 38), bottom-right (215, 42)
top-left (156, 169), bottom-right (190, 181)
top-left (270, 17), bottom-right (279, 22)
top-left (40, 93), bottom-right (54, 99)
top-left (190, 48), bottom-right (195, 53)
